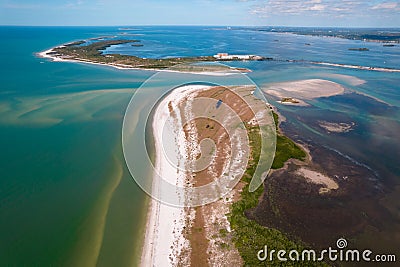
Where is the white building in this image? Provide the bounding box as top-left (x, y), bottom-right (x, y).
top-left (213, 53), bottom-right (263, 60)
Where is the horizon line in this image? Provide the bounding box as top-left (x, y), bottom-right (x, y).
top-left (1, 24), bottom-right (400, 29)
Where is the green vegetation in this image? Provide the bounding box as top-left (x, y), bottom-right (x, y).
top-left (271, 112), bottom-right (306, 169)
top-left (228, 112), bottom-right (326, 266)
top-left (64, 40), bottom-right (86, 47)
top-left (219, 228), bottom-right (228, 238)
top-left (49, 39), bottom-right (265, 71)
top-left (51, 39), bottom-right (256, 71)
top-left (52, 39), bottom-right (217, 69)
top-left (218, 241), bottom-right (230, 249)
top-left (272, 135), bottom-right (306, 169)
top-left (280, 97), bottom-right (300, 104)
top-left (348, 48), bottom-right (369, 51)
top-left (56, 40), bottom-right (134, 57)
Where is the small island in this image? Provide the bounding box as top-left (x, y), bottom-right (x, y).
top-left (39, 39), bottom-right (266, 72)
top-left (280, 97), bottom-right (300, 104)
top-left (348, 47), bottom-right (370, 51)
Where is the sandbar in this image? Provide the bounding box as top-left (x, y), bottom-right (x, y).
top-left (263, 79), bottom-right (346, 105)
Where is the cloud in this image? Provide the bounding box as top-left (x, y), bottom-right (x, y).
top-left (308, 4), bottom-right (325, 10)
top-left (371, 2), bottom-right (399, 10)
top-left (64, 0), bottom-right (85, 9)
top-left (250, 0), bottom-right (400, 18)
top-left (250, 0), bottom-right (330, 16)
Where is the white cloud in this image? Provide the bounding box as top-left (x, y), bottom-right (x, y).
top-left (250, 0), bottom-right (329, 16)
top-left (371, 2), bottom-right (399, 10)
top-left (308, 4), bottom-right (325, 10)
top-left (250, 0), bottom-right (400, 18)
top-left (307, 0), bottom-right (322, 3)
top-left (65, 0), bottom-right (85, 8)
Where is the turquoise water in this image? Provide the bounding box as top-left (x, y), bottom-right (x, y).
top-left (0, 26), bottom-right (399, 265)
top-left (0, 27), bottom-right (152, 266)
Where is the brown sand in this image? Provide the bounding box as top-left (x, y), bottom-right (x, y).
top-left (174, 85), bottom-right (266, 266)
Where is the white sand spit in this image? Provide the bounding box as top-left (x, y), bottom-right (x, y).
top-left (141, 85), bottom-right (212, 267)
top-left (263, 79), bottom-right (346, 105)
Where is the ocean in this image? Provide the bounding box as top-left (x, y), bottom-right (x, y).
top-left (0, 26), bottom-right (399, 266)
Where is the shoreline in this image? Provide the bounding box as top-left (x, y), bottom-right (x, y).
top-left (263, 78), bottom-right (346, 106)
top-left (37, 47), bottom-right (250, 76)
top-left (38, 44), bottom-right (400, 74)
top-left (141, 84), bottom-right (213, 266)
top-left (311, 61), bottom-right (400, 73)
top-left (142, 83), bottom-right (274, 266)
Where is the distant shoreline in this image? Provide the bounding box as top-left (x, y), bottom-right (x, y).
top-left (311, 61), bottom-right (400, 73)
top-left (37, 48), bottom-right (249, 75)
top-left (36, 39), bottom-right (261, 74)
top-left (252, 27), bottom-right (400, 44)
top-left (38, 46), bottom-right (400, 74)
top-left (37, 37), bottom-right (400, 74)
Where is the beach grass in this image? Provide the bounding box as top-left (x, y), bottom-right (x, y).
top-left (271, 111), bottom-right (306, 169)
top-left (272, 134), bottom-right (307, 169)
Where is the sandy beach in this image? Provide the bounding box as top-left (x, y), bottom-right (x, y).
top-left (38, 47), bottom-right (142, 70)
top-left (319, 73), bottom-right (366, 86)
top-left (263, 79), bottom-right (346, 105)
top-left (140, 83), bottom-right (275, 266)
top-left (37, 47), bottom-right (247, 75)
top-left (141, 84), bottom-right (213, 266)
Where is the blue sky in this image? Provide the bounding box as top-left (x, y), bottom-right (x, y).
top-left (0, 0), bottom-right (399, 27)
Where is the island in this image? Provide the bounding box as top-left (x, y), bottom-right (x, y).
top-left (39, 38), bottom-right (400, 74)
top-left (39, 39), bottom-right (266, 72)
top-left (280, 97), bottom-right (301, 104)
top-left (143, 84), bottom-right (319, 266)
top-left (348, 48), bottom-right (370, 51)
top-left (37, 37), bottom-right (393, 267)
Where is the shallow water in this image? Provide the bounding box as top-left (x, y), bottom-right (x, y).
top-left (0, 26), bottom-right (399, 265)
